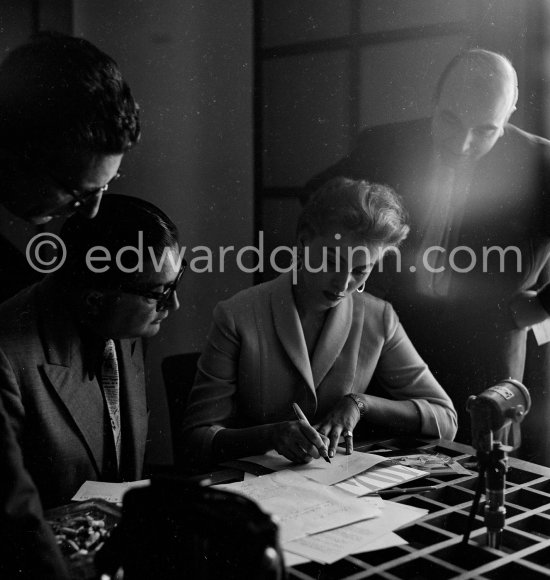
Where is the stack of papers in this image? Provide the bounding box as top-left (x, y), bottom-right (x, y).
top-left (216, 470), bottom-right (380, 543)
top-left (241, 449), bottom-right (429, 494)
top-left (71, 450), bottom-right (431, 566)
top-left (240, 449), bottom-right (389, 485)
top-left (284, 499), bottom-right (427, 565)
top-left (217, 450), bottom-right (430, 565)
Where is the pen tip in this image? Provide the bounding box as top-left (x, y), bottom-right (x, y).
top-left (324, 455), bottom-right (331, 464)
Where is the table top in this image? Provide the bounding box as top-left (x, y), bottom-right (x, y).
top-left (279, 436), bottom-right (550, 580)
top-left (54, 436), bottom-right (550, 579)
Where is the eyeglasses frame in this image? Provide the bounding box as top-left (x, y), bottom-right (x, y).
top-left (19, 151), bottom-right (121, 212)
top-left (46, 170), bottom-right (121, 211)
top-left (120, 259), bottom-right (187, 311)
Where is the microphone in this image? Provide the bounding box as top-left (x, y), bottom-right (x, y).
top-left (466, 379), bottom-right (530, 453)
top-left (465, 379), bottom-right (531, 549)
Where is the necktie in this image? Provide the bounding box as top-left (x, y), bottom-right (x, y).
top-left (101, 339), bottom-right (121, 467)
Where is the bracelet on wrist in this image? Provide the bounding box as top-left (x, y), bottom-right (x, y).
top-left (345, 393), bottom-right (367, 417)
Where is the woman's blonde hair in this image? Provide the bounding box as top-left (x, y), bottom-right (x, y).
top-left (297, 177), bottom-right (409, 247)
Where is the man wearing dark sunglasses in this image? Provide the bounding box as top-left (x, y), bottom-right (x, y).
top-left (0, 196), bottom-right (182, 576)
top-left (0, 32), bottom-right (140, 579)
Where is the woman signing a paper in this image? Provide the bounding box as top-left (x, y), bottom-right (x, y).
top-left (181, 178), bottom-right (457, 470)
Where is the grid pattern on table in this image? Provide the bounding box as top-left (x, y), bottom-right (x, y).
top-left (288, 438), bottom-right (550, 580)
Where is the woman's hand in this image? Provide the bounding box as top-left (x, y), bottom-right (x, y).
top-left (271, 421), bottom-right (330, 464)
top-left (316, 396), bottom-right (361, 457)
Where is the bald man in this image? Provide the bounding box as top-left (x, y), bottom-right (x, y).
top-left (305, 50), bottom-right (550, 456)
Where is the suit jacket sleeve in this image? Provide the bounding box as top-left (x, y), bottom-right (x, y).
top-left (181, 302), bottom-right (240, 467)
top-left (374, 303), bottom-right (458, 440)
top-left (530, 137), bottom-right (550, 312)
top-left (0, 351), bottom-right (69, 580)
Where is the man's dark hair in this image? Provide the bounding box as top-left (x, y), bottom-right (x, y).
top-left (55, 194), bottom-right (179, 290)
top-left (0, 31), bottom-right (140, 156)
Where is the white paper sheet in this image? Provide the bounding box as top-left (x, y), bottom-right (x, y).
top-left (354, 531), bottom-right (408, 553)
top-left (240, 449), bottom-right (388, 485)
top-left (215, 470), bottom-right (379, 543)
top-left (335, 463), bottom-right (428, 495)
top-left (377, 498), bottom-right (429, 530)
top-left (71, 479), bottom-right (151, 504)
top-left (533, 318), bottom-right (550, 345)
top-left (283, 551), bottom-right (310, 567)
top-left (284, 499), bottom-right (427, 564)
top-left (283, 532), bottom-right (406, 567)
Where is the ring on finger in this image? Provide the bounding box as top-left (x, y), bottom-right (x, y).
top-left (342, 430), bottom-right (353, 439)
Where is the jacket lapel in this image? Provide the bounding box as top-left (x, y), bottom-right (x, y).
top-left (270, 273), bottom-right (315, 391)
top-left (38, 280), bottom-right (104, 476)
top-left (118, 339), bottom-right (147, 479)
top-left (311, 295), bottom-right (355, 386)
top-left (42, 363), bottom-right (105, 476)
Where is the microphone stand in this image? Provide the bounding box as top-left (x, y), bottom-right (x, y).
top-left (463, 442), bottom-right (508, 548)
top-left (480, 443), bottom-right (508, 548)
top-left (464, 382), bottom-right (529, 548)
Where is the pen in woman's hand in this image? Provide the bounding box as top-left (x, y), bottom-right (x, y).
top-left (292, 402), bottom-right (331, 463)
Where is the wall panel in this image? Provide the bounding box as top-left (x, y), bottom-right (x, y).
top-left (358, 35), bottom-right (466, 128)
top-left (263, 51), bottom-right (351, 188)
top-left (360, 0), bottom-right (468, 33)
top-left (262, 0), bottom-right (351, 47)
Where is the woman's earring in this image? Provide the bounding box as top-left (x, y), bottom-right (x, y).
top-left (356, 282), bottom-right (365, 293)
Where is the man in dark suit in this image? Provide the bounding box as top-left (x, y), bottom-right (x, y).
top-left (305, 49), bottom-right (550, 456)
top-left (0, 195), bottom-right (182, 572)
top-left (0, 32), bottom-right (141, 578)
top-left (0, 396), bottom-right (69, 579)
